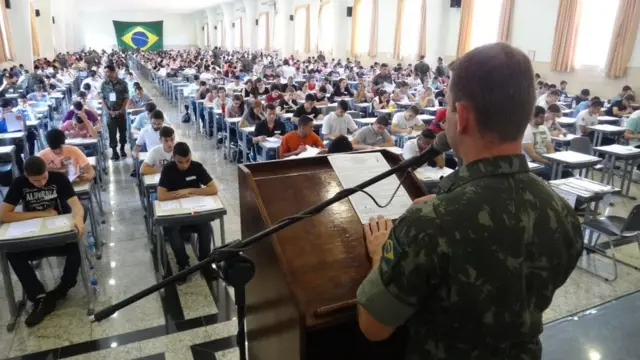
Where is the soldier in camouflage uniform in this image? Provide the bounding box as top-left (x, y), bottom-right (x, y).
top-left (356, 43), bottom-right (584, 360)
top-left (100, 64), bottom-right (129, 161)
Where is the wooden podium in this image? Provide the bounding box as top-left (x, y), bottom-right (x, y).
top-left (238, 150), bottom-right (426, 360)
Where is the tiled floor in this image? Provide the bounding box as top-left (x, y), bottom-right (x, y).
top-left (0, 74), bottom-right (639, 360)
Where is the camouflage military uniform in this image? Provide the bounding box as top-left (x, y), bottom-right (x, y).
top-left (100, 78), bottom-right (129, 148)
top-left (357, 154), bottom-right (583, 360)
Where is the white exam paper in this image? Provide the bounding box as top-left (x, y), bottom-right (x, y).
top-left (329, 152), bottom-right (413, 224)
top-left (45, 217), bottom-right (70, 229)
top-left (5, 219), bottom-right (42, 238)
top-left (293, 147), bottom-right (321, 158)
top-left (552, 187), bottom-right (577, 208)
top-left (180, 196), bottom-right (221, 209)
top-left (3, 112), bottom-right (23, 133)
top-left (159, 200), bottom-right (181, 210)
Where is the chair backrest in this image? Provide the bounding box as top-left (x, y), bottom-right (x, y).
top-left (621, 204), bottom-right (640, 234)
top-left (347, 110), bottom-right (361, 119)
top-left (569, 136), bottom-right (592, 155)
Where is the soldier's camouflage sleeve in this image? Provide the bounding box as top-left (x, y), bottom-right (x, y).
top-left (357, 200), bottom-right (444, 328)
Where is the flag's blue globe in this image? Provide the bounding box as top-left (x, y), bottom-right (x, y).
top-left (131, 31), bottom-right (149, 48)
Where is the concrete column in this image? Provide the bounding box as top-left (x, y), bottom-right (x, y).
top-left (6, 0), bottom-right (33, 69)
top-left (64, 0), bottom-right (79, 51)
top-left (221, 3), bottom-right (235, 50)
top-left (34, 0), bottom-right (55, 59)
top-left (331, 0), bottom-right (348, 59)
top-left (277, 0), bottom-right (294, 56)
top-left (205, 8), bottom-right (217, 48)
top-left (243, 0), bottom-right (258, 50)
top-left (195, 17), bottom-right (204, 48)
top-left (50, 0), bottom-right (66, 53)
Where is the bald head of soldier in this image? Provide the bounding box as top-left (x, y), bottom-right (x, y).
top-left (445, 43), bottom-right (535, 163)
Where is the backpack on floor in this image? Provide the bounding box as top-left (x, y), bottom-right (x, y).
top-left (181, 104), bottom-right (191, 123)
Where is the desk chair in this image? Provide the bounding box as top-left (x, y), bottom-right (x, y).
top-left (0, 162), bottom-right (13, 187)
top-left (570, 137), bottom-right (603, 178)
top-left (581, 204), bottom-right (640, 281)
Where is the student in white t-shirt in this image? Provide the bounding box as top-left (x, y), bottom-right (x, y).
top-left (321, 100), bottom-right (358, 140)
top-left (402, 128), bottom-right (446, 168)
top-left (391, 106), bottom-right (424, 135)
top-left (523, 106), bottom-right (573, 181)
top-left (575, 100), bottom-right (604, 136)
top-left (140, 126), bottom-right (176, 175)
top-left (133, 109), bottom-right (167, 158)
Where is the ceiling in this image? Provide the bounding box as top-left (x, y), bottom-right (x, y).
top-left (76, 0), bottom-right (234, 14)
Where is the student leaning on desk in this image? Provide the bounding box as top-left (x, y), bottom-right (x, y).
top-left (0, 156), bottom-right (85, 327)
top-left (156, 142), bottom-right (218, 281)
top-left (39, 129), bottom-right (96, 182)
top-left (140, 126), bottom-right (175, 175)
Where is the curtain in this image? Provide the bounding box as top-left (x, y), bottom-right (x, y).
top-left (550, 0), bottom-right (581, 72)
top-left (418, 0), bottom-right (427, 57)
top-left (273, 12), bottom-right (281, 50)
top-left (368, 0), bottom-right (378, 57)
top-left (294, 7), bottom-right (305, 52)
top-left (317, 3), bottom-right (327, 53)
top-left (258, 12), bottom-right (269, 50)
top-left (0, 0), bottom-right (13, 61)
top-left (606, 0), bottom-right (640, 77)
top-left (350, 0), bottom-right (360, 56)
top-left (456, 0), bottom-right (474, 57)
top-left (30, 2), bottom-right (40, 57)
top-left (497, 0), bottom-right (514, 43)
top-left (398, 0), bottom-right (425, 59)
top-left (265, 13), bottom-right (270, 51)
top-left (238, 17), bottom-right (244, 50)
top-left (305, 5), bottom-right (311, 53)
top-left (392, 0), bottom-right (404, 59)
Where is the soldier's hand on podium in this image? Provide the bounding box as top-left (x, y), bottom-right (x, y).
top-left (364, 216), bottom-right (393, 263)
top-left (412, 194), bottom-right (436, 205)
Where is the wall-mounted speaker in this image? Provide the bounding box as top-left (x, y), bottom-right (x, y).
top-left (255, 19), bottom-right (258, 26)
top-left (35, 9), bottom-right (40, 17)
top-left (214, 26), bottom-right (217, 30)
top-left (4, 0), bottom-right (10, 10)
top-left (289, 14), bottom-right (294, 21)
top-left (232, 23), bottom-right (235, 28)
top-left (450, 0), bottom-right (461, 8)
top-left (52, 16), bottom-right (55, 24)
top-left (346, 6), bottom-right (352, 17)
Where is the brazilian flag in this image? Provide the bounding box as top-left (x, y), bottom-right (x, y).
top-left (113, 21), bottom-right (163, 51)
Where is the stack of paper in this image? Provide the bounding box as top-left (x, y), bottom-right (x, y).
top-left (292, 147), bottom-right (321, 158)
top-left (180, 196), bottom-right (222, 210)
top-left (5, 219), bottom-right (42, 237)
top-left (45, 218), bottom-right (70, 229)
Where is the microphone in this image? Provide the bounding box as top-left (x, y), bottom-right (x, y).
top-left (404, 131), bottom-right (451, 169)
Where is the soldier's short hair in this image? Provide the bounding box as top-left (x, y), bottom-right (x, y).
top-left (449, 43), bottom-right (535, 142)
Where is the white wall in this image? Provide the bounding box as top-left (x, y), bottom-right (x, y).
top-left (79, 11), bottom-right (197, 50)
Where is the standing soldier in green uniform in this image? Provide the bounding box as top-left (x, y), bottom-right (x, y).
top-left (101, 64), bottom-right (129, 160)
top-left (356, 43), bottom-right (584, 359)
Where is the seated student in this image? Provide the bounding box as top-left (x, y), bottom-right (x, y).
top-left (330, 78), bottom-right (354, 102)
top-left (62, 101), bottom-right (101, 130)
top-left (157, 142), bottom-right (218, 279)
top-left (390, 105), bottom-right (424, 135)
top-left (611, 85), bottom-right (633, 102)
top-left (226, 75), bottom-right (244, 94)
top-left (372, 90), bottom-right (392, 110)
top-left (536, 89), bottom-right (564, 110)
top-left (133, 109), bottom-right (167, 158)
top-left (391, 81), bottom-right (416, 103)
top-left (226, 94), bottom-right (246, 118)
top-left (320, 77), bottom-right (334, 95)
top-left (523, 108), bottom-right (573, 181)
top-left (39, 129), bottom-right (95, 181)
top-left (572, 96), bottom-right (602, 118)
top-left (576, 100), bottom-right (605, 139)
top-left (429, 76), bottom-right (442, 91)
top-left (280, 115), bottom-right (326, 158)
top-left (352, 116), bottom-right (395, 149)
top-left (132, 102), bottom-right (159, 136)
top-left (212, 87), bottom-right (233, 111)
top-left (417, 87), bottom-right (437, 108)
top-left (402, 128), bottom-right (452, 169)
top-left (428, 107), bottom-right (447, 134)
top-left (0, 156), bottom-right (85, 327)
top-left (0, 98), bottom-right (30, 172)
top-left (281, 76), bottom-right (298, 92)
top-left (265, 84), bottom-right (285, 104)
top-left (407, 72), bottom-right (422, 88)
top-left (253, 103), bottom-right (288, 160)
top-left (314, 86), bottom-right (330, 106)
top-left (559, 80), bottom-right (569, 98)
top-left (544, 104), bottom-right (566, 137)
top-left (140, 126), bottom-right (175, 175)
top-left (327, 135), bottom-right (354, 154)
top-left (14, 95), bottom-right (39, 155)
top-left (241, 99), bottom-right (266, 127)
top-left (321, 100), bottom-right (358, 141)
top-left (605, 94), bottom-right (635, 118)
top-left (277, 88), bottom-right (299, 114)
top-left (127, 82), bottom-right (153, 109)
top-left (571, 89), bottom-right (590, 112)
top-left (81, 83), bottom-right (99, 101)
top-left (293, 94), bottom-right (324, 125)
top-left (625, 110), bottom-right (640, 180)
top-left (26, 85), bottom-right (50, 103)
top-left (252, 78), bottom-right (270, 98)
top-left (59, 108), bottom-right (98, 139)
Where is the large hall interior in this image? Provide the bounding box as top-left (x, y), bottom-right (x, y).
top-left (0, 0), bottom-right (639, 359)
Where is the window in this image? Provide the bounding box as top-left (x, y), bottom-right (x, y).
top-left (353, 0), bottom-right (373, 54)
top-left (258, 14), bottom-right (267, 50)
top-left (574, 0), bottom-right (619, 68)
top-left (216, 21), bottom-right (223, 47)
top-left (235, 17), bottom-right (243, 50)
top-left (399, 0), bottom-right (422, 58)
top-left (294, 7), bottom-right (307, 53)
top-left (318, 4), bottom-right (333, 54)
top-left (469, 0), bottom-right (502, 50)
top-left (203, 23), bottom-right (209, 48)
top-left (273, 12), bottom-right (282, 51)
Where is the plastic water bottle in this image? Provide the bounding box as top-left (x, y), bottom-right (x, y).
top-left (89, 264), bottom-right (98, 293)
top-left (87, 231), bottom-right (95, 254)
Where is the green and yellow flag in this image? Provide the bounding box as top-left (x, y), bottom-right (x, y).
top-left (113, 21), bottom-right (163, 51)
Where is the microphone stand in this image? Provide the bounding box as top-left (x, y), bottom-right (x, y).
top-left (90, 148), bottom-right (439, 360)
